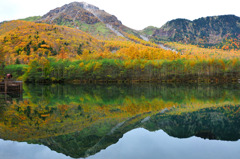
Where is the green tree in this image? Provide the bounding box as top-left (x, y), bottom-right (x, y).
top-left (15, 58), bottom-right (21, 64)
top-left (77, 44), bottom-right (83, 55)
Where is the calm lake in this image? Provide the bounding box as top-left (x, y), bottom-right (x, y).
top-left (0, 83), bottom-right (240, 159)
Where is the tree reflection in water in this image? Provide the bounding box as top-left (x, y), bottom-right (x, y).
top-left (0, 84), bottom-right (239, 158)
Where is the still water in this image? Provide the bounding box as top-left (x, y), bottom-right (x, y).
top-left (0, 84), bottom-right (240, 159)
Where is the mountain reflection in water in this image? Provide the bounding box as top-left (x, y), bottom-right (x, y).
top-left (0, 84), bottom-right (240, 159)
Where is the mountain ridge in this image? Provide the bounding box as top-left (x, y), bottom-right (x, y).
top-left (152, 14), bottom-right (240, 45)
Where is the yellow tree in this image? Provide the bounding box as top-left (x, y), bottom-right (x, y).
top-left (0, 46), bottom-right (5, 77)
top-left (58, 47), bottom-right (67, 59)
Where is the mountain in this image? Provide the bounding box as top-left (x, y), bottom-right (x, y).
top-left (37, 4), bottom-right (240, 47)
top-left (36, 2), bottom-right (141, 40)
top-left (3, 2), bottom-right (240, 47)
top-left (152, 15), bottom-right (240, 46)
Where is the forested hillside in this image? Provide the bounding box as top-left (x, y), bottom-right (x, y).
top-left (0, 20), bottom-right (103, 65)
top-left (152, 15), bottom-right (240, 47)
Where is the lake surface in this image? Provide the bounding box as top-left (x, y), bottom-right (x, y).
top-left (0, 84), bottom-right (240, 159)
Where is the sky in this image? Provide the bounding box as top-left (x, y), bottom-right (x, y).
top-left (0, 0), bottom-right (240, 30)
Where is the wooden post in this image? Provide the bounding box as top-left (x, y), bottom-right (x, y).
top-left (4, 78), bottom-right (8, 94)
top-left (5, 91), bottom-right (7, 101)
top-left (19, 81), bottom-right (23, 92)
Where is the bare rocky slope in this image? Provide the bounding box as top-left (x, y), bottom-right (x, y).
top-left (36, 2), bottom-right (141, 40)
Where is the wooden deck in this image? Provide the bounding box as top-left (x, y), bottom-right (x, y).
top-left (0, 79), bottom-right (23, 94)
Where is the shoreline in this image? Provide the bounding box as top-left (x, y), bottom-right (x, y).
top-left (25, 77), bottom-right (240, 84)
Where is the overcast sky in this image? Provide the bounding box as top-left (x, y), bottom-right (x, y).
top-left (0, 0), bottom-right (239, 30)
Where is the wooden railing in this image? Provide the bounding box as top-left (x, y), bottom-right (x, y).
top-left (0, 79), bottom-right (23, 94)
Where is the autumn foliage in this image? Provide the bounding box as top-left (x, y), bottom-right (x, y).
top-left (1, 20), bottom-right (240, 83)
top-left (0, 20), bottom-right (103, 65)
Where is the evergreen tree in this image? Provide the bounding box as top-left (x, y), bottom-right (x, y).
top-left (77, 44), bottom-right (83, 55)
top-left (15, 58), bottom-right (21, 64)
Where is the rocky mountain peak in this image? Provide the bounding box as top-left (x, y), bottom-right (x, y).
top-left (39, 2), bottom-right (100, 24)
top-left (34, 2), bottom-right (129, 40)
top-left (38, 1), bottom-right (122, 27)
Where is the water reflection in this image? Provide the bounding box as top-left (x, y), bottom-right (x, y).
top-left (1, 128), bottom-right (240, 159)
top-left (0, 84), bottom-right (240, 158)
top-left (145, 106), bottom-right (240, 141)
top-left (87, 128), bottom-right (240, 159)
top-left (0, 139), bottom-right (71, 159)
